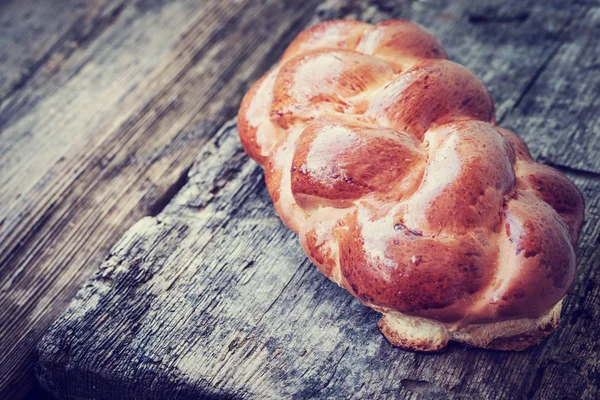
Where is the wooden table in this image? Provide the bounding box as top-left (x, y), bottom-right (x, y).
top-left (1, 0), bottom-right (599, 398)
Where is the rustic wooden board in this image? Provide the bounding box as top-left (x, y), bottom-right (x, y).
top-left (36, 120), bottom-right (600, 399)
top-left (0, 0), bottom-right (124, 102)
top-left (18, 0), bottom-right (600, 398)
top-left (0, 0), bottom-right (320, 397)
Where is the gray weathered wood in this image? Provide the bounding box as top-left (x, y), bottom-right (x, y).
top-left (0, 0), bottom-right (320, 397)
top-left (0, 0), bottom-right (124, 102)
top-left (36, 119), bottom-right (600, 399)
top-left (27, 0), bottom-right (600, 398)
top-left (501, 5), bottom-right (600, 175)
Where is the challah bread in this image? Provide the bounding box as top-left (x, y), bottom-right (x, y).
top-left (238, 19), bottom-right (584, 351)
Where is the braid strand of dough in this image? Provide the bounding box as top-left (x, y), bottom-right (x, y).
top-left (238, 20), bottom-right (584, 351)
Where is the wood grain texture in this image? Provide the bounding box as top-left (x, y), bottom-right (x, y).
top-left (34, 1), bottom-right (600, 395)
top-left (501, 5), bottom-right (600, 174)
top-left (0, 0), bottom-right (124, 102)
top-left (36, 120), bottom-right (600, 399)
top-left (17, 0), bottom-right (600, 398)
top-left (0, 0), bottom-right (320, 397)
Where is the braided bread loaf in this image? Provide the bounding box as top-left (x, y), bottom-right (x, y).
top-left (238, 19), bottom-right (584, 351)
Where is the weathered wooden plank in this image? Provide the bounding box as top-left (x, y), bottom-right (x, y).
top-left (32, 0), bottom-right (600, 398)
top-left (0, 0), bottom-right (320, 397)
top-left (500, 5), bottom-right (600, 174)
top-left (0, 0), bottom-right (124, 102)
top-left (36, 120), bottom-right (600, 399)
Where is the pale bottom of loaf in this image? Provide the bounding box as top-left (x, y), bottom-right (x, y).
top-left (378, 301), bottom-right (562, 351)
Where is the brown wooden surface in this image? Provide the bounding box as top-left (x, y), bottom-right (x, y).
top-left (32, 0), bottom-right (600, 399)
top-left (0, 0), bottom-right (321, 397)
top-left (1, 0), bottom-right (599, 398)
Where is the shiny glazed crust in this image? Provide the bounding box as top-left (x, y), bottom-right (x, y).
top-left (237, 19), bottom-right (584, 351)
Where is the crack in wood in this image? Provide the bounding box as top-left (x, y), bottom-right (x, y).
top-left (500, 39), bottom-right (566, 124)
top-left (468, 11), bottom-right (530, 24)
top-left (148, 167), bottom-right (191, 217)
top-left (540, 161), bottom-right (600, 180)
top-left (250, 263), bottom-right (308, 329)
top-left (320, 346), bottom-right (349, 391)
